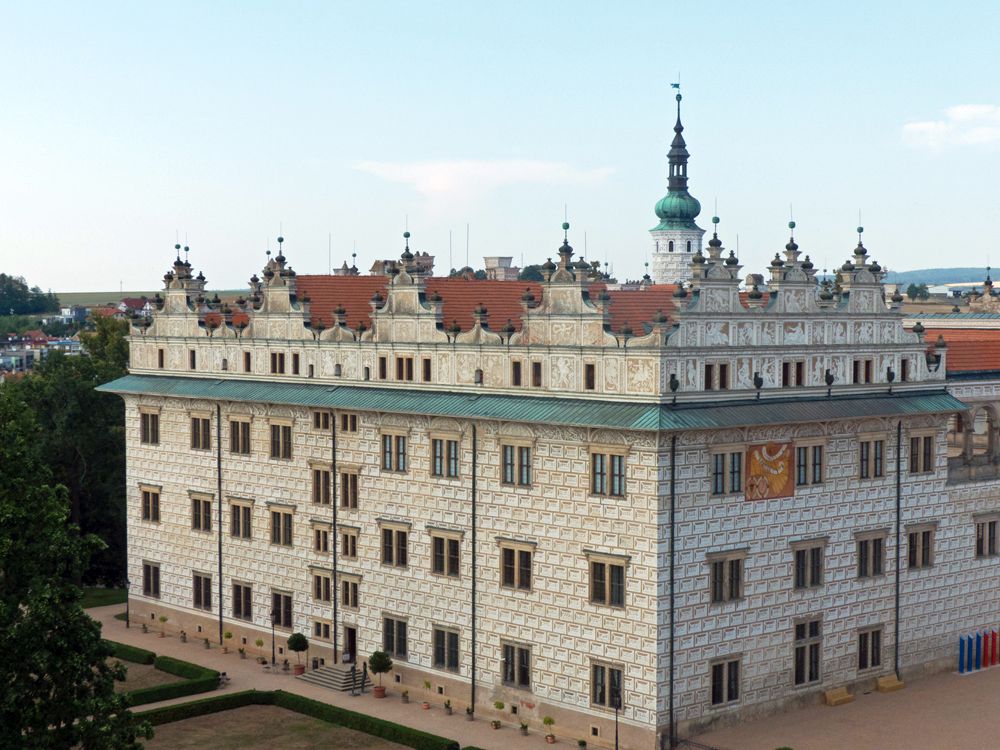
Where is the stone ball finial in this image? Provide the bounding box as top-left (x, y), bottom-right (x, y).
top-left (562, 222), bottom-right (570, 231)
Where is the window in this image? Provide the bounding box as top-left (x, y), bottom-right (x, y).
top-left (292, 353), bottom-right (300, 375)
top-left (584, 363), bottom-right (596, 390)
top-left (189, 349), bottom-right (197, 370)
top-left (230, 502), bottom-right (252, 539)
top-left (270, 352), bottom-right (286, 374)
top-left (711, 450), bottom-right (743, 495)
top-left (341, 529), bottom-right (358, 559)
top-left (312, 573), bottom-right (332, 602)
top-left (229, 419), bottom-right (251, 454)
top-left (381, 526), bottom-right (408, 567)
top-left (858, 627), bottom-right (883, 671)
top-left (704, 363), bottom-right (729, 390)
top-left (340, 413), bottom-right (358, 432)
top-left (431, 438), bottom-right (460, 478)
top-left (312, 411), bottom-right (331, 430)
top-left (501, 444), bottom-right (532, 486)
top-left (704, 363), bottom-right (714, 391)
top-left (141, 487), bottom-right (160, 522)
top-left (907, 523), bottom-right (935, 569)
top-left (433, 628), bottom-right (460, 672)
top-left (270, 423), bottom-right (292, 459)
top-left (500, 543), bottom-right (533, 590)
top-left (221, 357), bottom-right (228, 371)
top-left (592, 663), bottom-right (624, 709)
top-left (793, 541), bottom-right (825, 589)
top-left (512, 361), bottom-right (523, 386)
top-left (591, 452), bottom-right (625, 496)
top-left (532, 361), bottom-right (542, 387)
top-left (859, 438), bottom-right (885, 479)
top-left (312, 467), bottom-right (331, 504)
top-left (157, 348), bottom-right (164, 368)
top-left (782, 361), bottom-right (806, 387)
top-left (378, 356), bottom-right (387, 380)
top-left (142, 562), bottom-right (160, 597)
top-left (313, 621), bottom-right (331, 640)
top-left (270, 510), bottom-right (293, 546)
top-left (431, 533), bottom-right (461, 577)
top-left (590, 556), bottom-right (626, 607)
top-left (793, 619), bottom-right (822, 685)
top-left (795, 444), bottom-right (824, 486)
top-left (341, 577), bottom-right (359, 609)
top-left (501, 643), bottom-right (531, 689)
top-left (852, 358), bottom-right (874, 384)
top-left (856, 532), bottom-right (886, 578)
top-left (422, 358), bottom-right (432, 382)
top-left (139, 411), bottom-right (159, 445)
top-left (271, 592), bottom-right (292, 629)
top-left (243, 351), bottom-right (251, 372)
top-left (191, 496), bottom-right (212, 532)
top-left (909, 434), bottom-right (935, 474)
top-left (396, 356), bottom-right (414, 381)
top-left (383, 616), bottom-right (407, 658)
top-left (193, 573), bottom-right (212, 610)
top-left (708, 551), bottom-right (744, 603)
top-left (977, 516), bottom-right (999, 558)
top-left (340, 471), bottom-right (359, 509)
top-left (710, 658), bottom-right (740, 706)
top-left (901, 359), bottom-right (910, 382)
top-left (314, 526), bottom-right (329, 553)
top-left (233, 583), bottom-right (252, 620)
top-left (191, 416), bottom-right (212, 450)
top-left (381, 434), bottom-right (407, 472)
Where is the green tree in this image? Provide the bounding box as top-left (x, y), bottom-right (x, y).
top-left (518, 264), bottom-right (545, 282)
top-left (0, 388), bottom-right (152, 748)
top-left (0, 273), bottom-right (59, 315)
top-left (905, 283), bottom-right (930, 300)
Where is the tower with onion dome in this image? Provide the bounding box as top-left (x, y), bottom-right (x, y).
top-left (649, 87), bottom-right (705, 284)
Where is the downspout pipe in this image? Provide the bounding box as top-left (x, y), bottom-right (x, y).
top-left (216, 403), bottom-right (224, 645)
top-left (895, 419), bottom-right (902, 678)
top-left (669, 433), bottom-right (677, 749)
top-left (471, 423), bottom-right (478, 714)
top-left (332, 411), bottom-right (339, 663)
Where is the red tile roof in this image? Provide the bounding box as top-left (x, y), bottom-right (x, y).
top-left (296, 276), bottom-right (677, 335)
top-left (920, 327), bottom-right (1000, 373)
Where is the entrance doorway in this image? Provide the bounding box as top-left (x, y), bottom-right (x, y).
top-left (344, 626), bottom-right (357, 664)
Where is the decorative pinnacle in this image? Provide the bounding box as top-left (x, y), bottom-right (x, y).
top-left (857, 226), bottom-right (864, 242)
top-left (277, 235), bottom-right (284, 244)
top-left (562, 221), bottom-right (569, 241)
top-left (712, 216), bottom-right (720, 225)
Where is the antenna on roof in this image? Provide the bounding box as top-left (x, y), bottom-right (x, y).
top-left (405, 215), bottom-right (409, 232)
top-left (449, 230), bottom-right (453, 271)
top-left (466, 223), bottom-right (470, 268)
top-left (328, 233), bottom-right (332, 275)
top-left (584, 231), bottom-right (588, 257)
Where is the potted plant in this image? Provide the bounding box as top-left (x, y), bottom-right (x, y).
top-left (223, 631), bottom-right (233, 654)
top-left (465, 706), bottom-right (474, 721)
top-left (401, 690), bottom-right (410, 704)
top-left (543, 716), bottom-right (555, 744)
top-left (238, 647), bottom-right (246, 659)
top-left (491, 701), bottom-right (504, 729)
top-left (578, 741), bottom-right (587, 748)
top-left (255, 638), bottom-right (264, 658)
top-left (287, 632), bottom-right (308, 675)
top-left (203, 637), bottom-right (211, 649)
top-left (444, 699), bottom-right (452, 716)
top-left (368, 650), bottom-right (393, 698)
top-left (282, 658), bottom-right (290, 672)
top-left (520, 721), bottom-right (529, 736)
top-left (157, 615), bottom-right (168, 637)
top-left (421, 680), bottom-right (432, 709)
top-left (179, 630), bottom-right (187, 643)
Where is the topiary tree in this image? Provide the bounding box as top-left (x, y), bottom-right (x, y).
top-left (286, 632), bottom-right (308, 664)
top-left (369, 650), bottom-right (393, 685)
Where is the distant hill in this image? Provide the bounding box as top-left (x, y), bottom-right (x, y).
top-left (883, 268), bottom-right (989, 286)
top-left (57, 290), bottom-right (246, 306)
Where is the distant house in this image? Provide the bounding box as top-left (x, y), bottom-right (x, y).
top-left (118, 297), bottom-right (152, 317)
top-left (90, 305), bottom-right (128, 320)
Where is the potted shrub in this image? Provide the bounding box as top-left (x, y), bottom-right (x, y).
top-left (578, 741), bottom-right (587, 748)
top-left (369, 650), bottom-right (393, 698)
top-left (465, 706), bottom-right (474, 721)
top-left (287, 632), bottom-right (308, 675)
top-left (543, 716), bottom-right (555, 744)
top-left (223, 631), bottom-right (233, 654)
top-left (444, 699), bottom-right (452, 715)
top-left (255, 638), bottom-right (264, 658)
top-left (157, 615), bottom-right (168, 637)
top-left (491, 701), bottom-right (504, 729)
top-left (401, 690), bottom-right (410, 704)
top-left (421, 680), bottom-right (431, 709)
top-left (238, 647), bottom-right (246, 659)
top-left (520, 721), bottom-right (529, 736)
top-left (179, 630), bottom-right (187, 643)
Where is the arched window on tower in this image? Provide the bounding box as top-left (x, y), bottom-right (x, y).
top-left (668, 241), bottom-right (674, 253)
top-left (687, 240), bottom-right (692, 252)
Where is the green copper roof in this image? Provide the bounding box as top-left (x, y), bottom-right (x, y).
top-left (98, 374), bottom-right (967, 432)
top-left (652, 190), bottom-right (702, 231)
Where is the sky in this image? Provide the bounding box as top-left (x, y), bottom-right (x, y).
top-left (1, 1), bottom-right (998, 292)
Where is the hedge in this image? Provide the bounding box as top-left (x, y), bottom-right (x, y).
top-left (127, 656), bottom-right (219, 706)
top-left (104, 640), bottom-right (155, 665)
top-left (136, 690), bottom-right (271, 725)
top-left (271, 690), bottom-right (459, 750)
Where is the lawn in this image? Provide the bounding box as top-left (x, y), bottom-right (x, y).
top-left (81, 587), bottom-right (126, 608)
top-left (143, 705), bottom-right (409, 749)
top-left (112, 661), bottom-right (182, 693)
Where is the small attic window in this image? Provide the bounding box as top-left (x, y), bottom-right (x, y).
top-left (687, 240), bottom-right (692, 252)
top-left (363, 366), bottom-right (370, 381)
top-left (221, 358), bottom-right (228, 371)
top-left (668, 241), bottom-right (674, 253)
top-left (308, 364), bottom-right (315, 378)
top-left (474, 369), bottom-right (483, 385)
top-left (334, 364), bottom-right (342, 377)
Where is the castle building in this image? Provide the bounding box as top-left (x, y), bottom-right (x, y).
top-left (102, 222), bottom-right (1000, 749)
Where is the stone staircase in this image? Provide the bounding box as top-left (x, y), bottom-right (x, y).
top-left (296, 663), bottom-right (372, 692)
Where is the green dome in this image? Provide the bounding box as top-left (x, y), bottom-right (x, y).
top-left (653, 190), bottom-right (702, 231)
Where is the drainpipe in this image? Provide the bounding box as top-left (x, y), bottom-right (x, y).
top-left (895, 419), bottom-right (902, 678)
top-left (332, 412), bottom-right (339, 664)
top-left (471, 423), bottom-right (478, 715)
top-left (216, 403), bottom-right (224, 645)
top-left (669, 433), bottom-right (677, 750)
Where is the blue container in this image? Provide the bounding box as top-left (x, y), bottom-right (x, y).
top-left (976, 632), bottom-right (983, 670)
top-left (960, 636), bottom-right (966, 673)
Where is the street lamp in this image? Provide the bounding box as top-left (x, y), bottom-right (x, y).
top-left (124, 578), bottom-right (131, 629)
top-left (613, 690), bottom-right (622, 750)
top-left (270, 607), bottom-right (277, 665)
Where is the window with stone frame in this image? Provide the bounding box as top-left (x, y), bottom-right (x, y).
top-left (192, 572), bottom-right (212, 610)
top-left (858, 626), bottom-right (883, 671)
top-left (313, 525), bottom-right (329, 553)
top-left (499, 541), bottom-right (533, 591)
top-left (430, 531), bottom-right (461, 577)
top-left (432, 627), bottom-right (460, 672)
top-left (270, 352), bottom-right (286, 374)
top-left (422, 357), bottom-right (432, 382)
top-left (707, 550), bottom-right (745, 603)
top-left (976, 514), bottom-right (1000, 558)
top-left (383, 616), bottom-right (407, 659)
top-left (501, 642), bottom-right (531, 689)
top-left (190, 415), bottom-right (212, 450)
top-left (340, 528), bottom-right (358, 559)
top-left (311, 465), bottom-right (331, 504)
top-left (793, 618), bottom-right (822, 686)
top-left (500, 443), bottom-right (532, 487)
top-left (782, 360), bottom-right (806, 388)
top-left (271, 591), bottom-right (293, 629)
top-left (531, 361), bottom-right (543, 387)
top-left (243, 351), bottom-right (251, 372)
top-left (312, 411), bottom-right (331, 431)
top-left (584, 363), bottom-right (597, 391)
top-left (795, 442), bottom-right (824, 487)
top-left (907, 522), bottom-right (936, 569)
top-left (341, 576), bottom-right (359, 609)
top-left (188, 349), bottom-right (197, 370)
top-left (340, 471), bottom-right (359, 508)
top-left (710, 449), bottom-right (744, 495)
top-left (792, 539), bottom-right (826, 589)
top-left (270, 509), bottom-right (293, 547)
top-left (313, 620), bottom-right (331, 641)
top-left (140, 486), bottom-right (160, 523)
top-left (704, 362), bottom-right (730, 390)
top-left (269, 421), bottom-right (292, 459)
top-left (591, 662), bottom-right (624, 709)
top-left (191, 495), bottom-right (212, 532)
top-left (710, 657), bottom-right (740, 706)
top-left (395, 355), bottom-right (414, 381)
top-left (142, 562), bottom-right (160, 597)
top-left (230, 500), bottom-right (252, 539)
top-left (908, 432), bottom-right (936, 474)
top-left (312, 572), bottom-right (332, 602)
top-left (856, 530), bottom-right (887, 578)
top-left (589, 553), bottom-right (627, 608)
top-left (229, 419), bottom-right (251, 454)
top-left (591, 451), bottom-right (626, 497)
top-left (381, 433), bottom-right (407, 472)
top-left (233, 582), bottom-right (252, 620)
top-left (511, 360), bottom-right (523, 386)
top-left (380, 524), bottom-right (409, 567)
top-left (859, 436), bottom-right (885, 479)
top-left (139, 409), bottom-right (160, 445)
top-left (340, 413), bottom-right (359, 432)
top-left (431, 436), bottom-right (460, 478)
